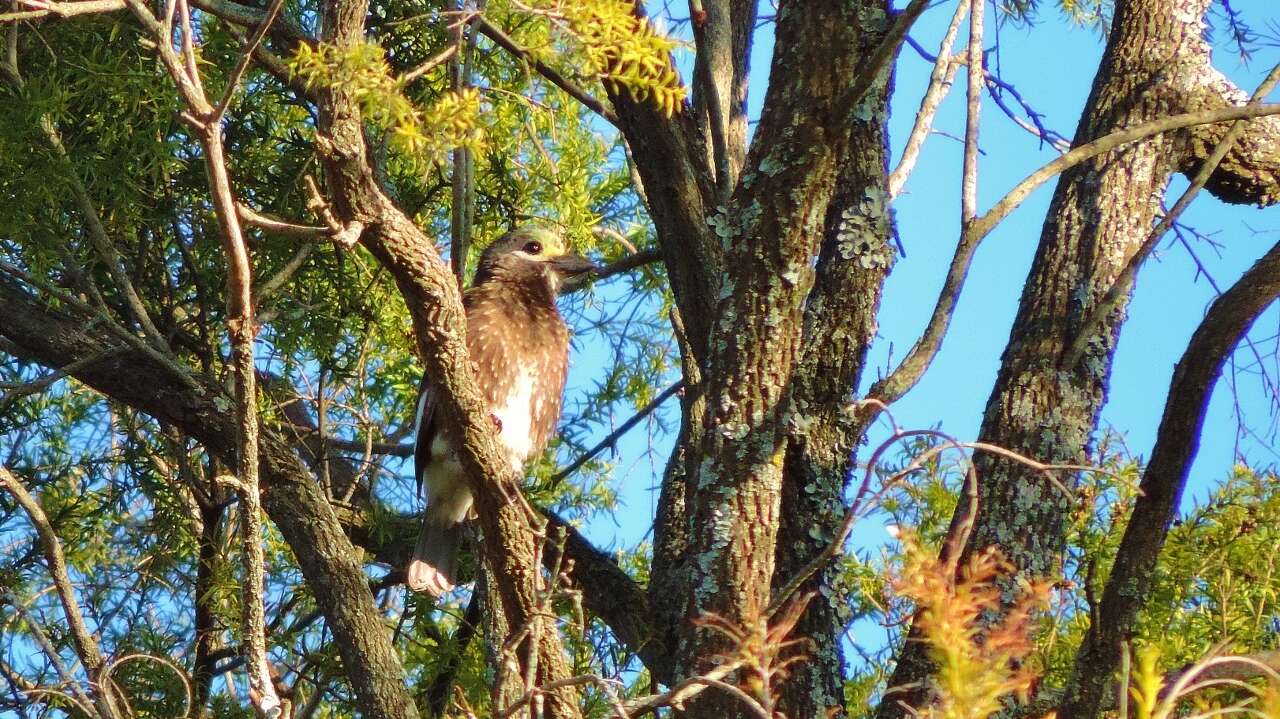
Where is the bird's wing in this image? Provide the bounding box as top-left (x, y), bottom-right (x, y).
top-left (412, 372), bottom-right (438, 496)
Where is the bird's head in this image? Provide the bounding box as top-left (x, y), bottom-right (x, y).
top-left (473, 227), bottom-right (598, 294)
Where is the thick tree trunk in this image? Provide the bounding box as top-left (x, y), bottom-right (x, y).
top-left (663, 3), bottom-right (894, 716)
top-left (769, 26), bottom-right (895, 718)
top-left (876, 1), bottom-right (1280, 716)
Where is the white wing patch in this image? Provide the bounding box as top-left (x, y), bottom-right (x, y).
top-left (493, 367), bottom-right (538, 472)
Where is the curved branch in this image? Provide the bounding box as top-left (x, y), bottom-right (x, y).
top-left (867, 101), bottom-right (1280, 409)
top-left (0, 467), bottom-right (117, 719)
top-left (1060, 236), bottom-right (1280, 719)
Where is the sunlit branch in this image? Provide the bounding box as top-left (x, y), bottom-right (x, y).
top-left (1063, 60), bottom-right (1280, 368)
top-left (867, 101), bottom-right (1280, 410)
top-left (888, 0), bottom-right (967, 199)
top-left (0, 467), bottom-right (118, 719)
top-left (471, 14), bottom-right (619, 127)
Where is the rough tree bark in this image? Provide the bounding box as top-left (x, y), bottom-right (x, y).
top-left (876, 1), bottom-right (1280, 716)
top-left (1059, 238), bottom-right (1280, 716)
top-left (768, 21), bottom-right (895, 719)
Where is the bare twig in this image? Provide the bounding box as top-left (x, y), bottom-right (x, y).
top-left (211, 0), bottom-right (286, 119)
top-left (768, 414), bottom-right (1094, 616)
top-left (889, 0), bottom-right (968, 199)
top-left (961, 0), bottom-right (982, 223)
top-left (237, 203), bottom-right (332, 237)
top-left (560, 248), bottom-right (662, 294)
top-left (868, 101), bottom-right (1280, 408)
top-left (548, 380), bottom-right (682, 487)
top-left (621, 662), bottom-right (757, 717)
top-left (401, 44), bottom-right (458, 84)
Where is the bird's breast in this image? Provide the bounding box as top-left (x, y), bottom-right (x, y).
top-left (491, 366), bottom-right (539, 471)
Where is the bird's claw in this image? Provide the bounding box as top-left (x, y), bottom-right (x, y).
top-left (489, 413), bottom-right (503, 431)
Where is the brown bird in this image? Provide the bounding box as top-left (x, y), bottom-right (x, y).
top-left (406, 227), bottom-right (596, 596)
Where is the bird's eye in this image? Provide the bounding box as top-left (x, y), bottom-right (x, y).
top-left (523, 241), bottom-right (543, 255)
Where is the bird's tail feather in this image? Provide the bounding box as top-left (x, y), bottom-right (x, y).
top-left (407, 518), bottom-right (461, 597)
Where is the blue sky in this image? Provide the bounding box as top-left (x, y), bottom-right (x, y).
top-left (568, 0), bottom-right (1280, 579)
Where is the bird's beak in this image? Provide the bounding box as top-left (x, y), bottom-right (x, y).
top-left (547, 252), bottom-right (599, 279)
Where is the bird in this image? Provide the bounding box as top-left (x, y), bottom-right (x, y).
top-left (406, 226), bottom-right (597, 596)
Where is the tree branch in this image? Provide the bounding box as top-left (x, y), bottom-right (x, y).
top-left (888, 0), bottom-right (967, 199)
top-left (867, 101), bottom-right (1280, 409)
top-left (0, 275), bottom-right (419, 719)
top-left (1059, 236), bottom-right (1280, 718)
top-left (0, 467), bottom-right (118, 719)
top-left (471, 15), bottom-right (617, 127)
top-left (547, 380), bottom-right (681, 487)
top-left (313, 0), bottom-right (582, 711)
top-left (1063, 61), bottom-right (1280, 368)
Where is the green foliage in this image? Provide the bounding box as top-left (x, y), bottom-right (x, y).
top-left (526, 0), bottom-right (686, 115)
top-left (290, 40), bottom-right (485, 164)
top-left (0, 0), bottom-right (668, 713)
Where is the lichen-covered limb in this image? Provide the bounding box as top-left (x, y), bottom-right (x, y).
top-left (1060, 235), bottom-right (1280, 718)
top-left (674, 2), bottom-right (897, 715)
top-left (766, 12), bottom-right (897, 716)
top-left (1182, 70), bottom-right (1280, 206)
top-left (311, 0), bottom-right (581, 712)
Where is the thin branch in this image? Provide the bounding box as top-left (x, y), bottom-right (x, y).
top-left (400, 44), bottom-right (458, 84)
top-left (211, 0), bottom-right (287, 119)
top-left (621, 662), bottom-right (756, 718)
top-left (846, 0), bottom-right (929, 110)
top-left (561, 248), bottom-right (661, 294)
top-left (127, 0), bottom-right (283, 711)
top-left (689, 1), bottom-right (731, 201)
top-left (255, 243), bottom-right (314, 302)
top-left (868, 101), bottom-right (1280, 408)
top-left (888, 0), bottom-right (968, 199)
top-left (237, 204), bottom-right (332, 238)
top-left (0, 0), bottom-right (123, 22)
top-left (1062, 60), bottom-right (1280, 368)
top-left (0, 467), bottom-right (117, 719)
top-left (0, 595), bottom-right (100, 717)
top-left (0, 349), bottom-right (124, 407)
top-left (547, 380), bottom-right (682, 487)
top-left (960, 0), bottom-right (982, 223)
top-left (33, 115), bottom-right (170, 353)
top-left (471, 14), bottom-right (620, 127)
